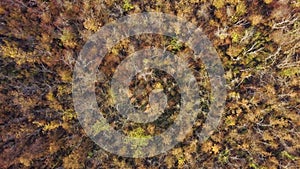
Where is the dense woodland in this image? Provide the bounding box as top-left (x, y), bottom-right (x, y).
top-left (0, 0), bottom-right (299, 168)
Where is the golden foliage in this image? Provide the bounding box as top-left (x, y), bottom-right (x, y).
top-left (211, 144), bottom-right (221, 154)
top-left (279, 67), bottom-right (300, 77)
top-left (235, 1), bottom-right (247, 16)
top-left (46, 91), bottom-right (63, 111)
top-left (83, 18), bottom-right (100, 32)
top-left (264, 0), bottom-right (273, 4)
top-left (19, 157), bottom-right (31, 167)
top-left (0, 40), bottom-right (35, 64)
top-left (225, 115), bottom-right (236, 126)
top-left (58, 69), bottom-right (72, 83)
top-left (1, 0), bottom-right (299, 168)
top-left (63, 152), bottom-right (82, 169)
top-left (60, 29), bottom-right (77, 48)
top-left (249, 15), bottom-right (263, 25)
top-left (123, 0), bottom-right (135, 11)
top-left (226, 45), bottom-right (244, 57)
top-left (201, 140), bottom-right (213, 153)
top-left (43, 121), bottom-right (61, 131)
top-left (213, 0), bottom-right (225, 9)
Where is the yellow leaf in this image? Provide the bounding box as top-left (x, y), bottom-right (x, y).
top-left (225, 115), bottom-right (236, 126)
top-left (58, 70), bottom-right (72, 82)
top-left (202, 141), bottom-right (213, 153)
top-left (213, 0), bottom-right (225, 9)
top-left (212, 144), bottom-right (222, 154)
top-left (19, 157), bottom-right (31, 167)
top-left (83, 18), bottom-right (100, 31)
top-left (264, 0), bottom-right (273, 4)
top-left (262, 131), bottom-right (274, 141)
